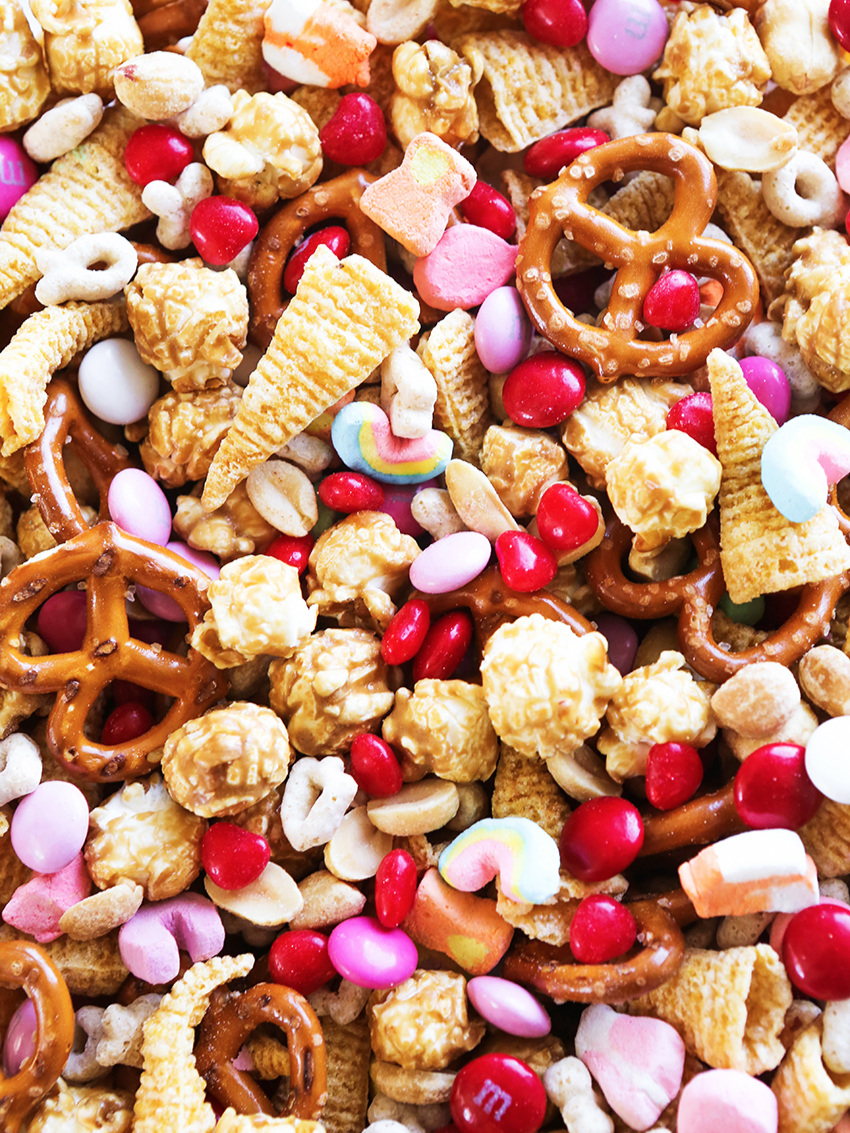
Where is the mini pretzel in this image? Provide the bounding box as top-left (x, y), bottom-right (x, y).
top-left (0, 940), bottom-right (75, 1133)
top-left (0, 522), bottom-right (227, 781)
top-left (414, 565), bottom-right (593, 645)
top-left (584, 515), bottom-right (848, 682)
top-left (24, 378), bottom-right (133, 544)
top-left (501, 899), bottom-right (685, 1004)
top-left (640, 782), bottom-right (743, 858)
top-left (133, 0), bottom-right (209, 50)
top-left (195, 982), bottom-right (327, 1119)
top-left (248, 169), bottom-right (387, 348)
top-left (516, 133), bottom-right (759, 381)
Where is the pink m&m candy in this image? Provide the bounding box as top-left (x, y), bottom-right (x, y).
top-left (2, 998), bottom-right (37, 1077)
top-left (409, 531), bottom-right (491, 594)
top-left (0, 137), bottom-right (38, 221)
top-left (474, 287), bottom-right (533, 374)
top-left (108, 468), bottom-right (172, 546)
top-left (136, 541), bottom-right (220, 621)
top-left (467, 977), bottom-right (551, 1038)
top-left (11, 781), bottom-right (90, 874)
top-left (739, 355), bottom-right (791, 425)
top-left (587, 0), bottom-right (669, 76)
top-left (328, 915), bottom-right (418, 989)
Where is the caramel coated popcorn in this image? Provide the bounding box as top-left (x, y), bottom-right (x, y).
top-left (390, 40), bottom-right (480, 149)
top-left (307, 511), bottom-right (420, 632)
top-left (369, 970), bottom-right (485, 1070)
top-left (481, 614), bottom-right (622, 761)
top-left (203, 89), bottom-right (323, 210)
top-left (85, 775), bottom-right (206, 901)
top-left (140, 386), bottom-right (244, 490)
top-left (162, 702), bottom-right (292, 818)
top-left (173, 483), bottom-right (278, 562)
top-left (654, 5), bottom-right (771, 126)
top-left (126, 259), bottom-right (249, 391)
top-left (598, 651), bottom-right (716, 782)
top-left (479, 424), bottom-right (568, 517)
top-left (269, 628), bottom-right (395, 756)
top-left (606, 430), bottom-right (722, 552)
top-left (383, 680), bottom-right (499, 783)
top-left (192, 555), bottom-right (317, 667)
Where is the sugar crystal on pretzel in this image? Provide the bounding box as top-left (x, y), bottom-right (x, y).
top-left (203, 245), bottom-right (419, 510)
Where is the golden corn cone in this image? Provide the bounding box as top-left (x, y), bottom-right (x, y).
top-left (799, 796), bottom-right (850, 877)
top-left (203, 246), bottom-right (419, 509)
top-left (134, 954), bottom-right (255, 1133)
top-left (217, 1113), bottom-right (323, 1132)
top-left (773, 1018), bottom-right (850, 1133)
top-left (0, 0), bottom-right (51, 131)
top-left (782, 87), bottom-right (850, 168)
top-left (456, 32), bottom-right (618, 151)
top-left (714, 168), bottom-right (801, 305)
top-left (0, 299), bottom-right (128, 455)
top-left (709, 348), bottom-right (850, 603)
top-left (186, 0), bottom-right (270, 94)
top-left (492, 743), bottom-right (571, 839)
top-left (0, 106), bottom-right (149, 311)
top-left (417, 309), bottom-right (491, 466)
top-left (628, 944), bottom-right (792, 1075)
top-left (448, 0), bottom-right (520, 17)
top-left (320, 1015), bottom-right (370, 1133)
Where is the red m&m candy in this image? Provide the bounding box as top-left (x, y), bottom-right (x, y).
top-left (451, 1053), bottom-right (547, 1133)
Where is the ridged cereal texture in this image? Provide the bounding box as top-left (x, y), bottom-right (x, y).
top-left (772, 1018), bottom-right (850, 1133)
top-left (417, 309), bottom-right (491, 466)
top-left (186, 0), bottom-right (270, 93)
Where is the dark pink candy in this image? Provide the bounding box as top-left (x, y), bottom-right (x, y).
top-left (569, 894), bottom-right (638, 963)
top-left (559, 797), bottom-right (644, 882)
top-left (412, 610), bottom-right (473, 682)
top-left (593, 613), bottom-right (638, 675)
top-left (495, 530), bottom-right (557, 592)
top-left (460, 182), bottom-right (516, 240)
top-left (522, 0), bottom-right (587, 47)
top-left (666, 392), bottom-right (717, 455)
top-left (320, 94), bottom-right (387, 165)
top-left (524, 128), bottom-right (608, 181)
top-left (375, 848), bottom-right (418, 928)
top-left (201, 822), bottom-right (270, 891)
top-left (643, 270), bottom-right (701, 332)
top-left (37, 590), bottom-right (87, 653)
top-left (502, 351), bottom-right (585, 428)
top-left (451, 1054), bottom-right (547, 1133)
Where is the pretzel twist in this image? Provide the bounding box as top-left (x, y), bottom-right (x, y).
top-left (0, 941), bottom-right (75, 1133)
top-left (584, 515), bottom-right (848, 682)
top-left (25, 378), bottom-right (133, 544)
top-left (0, 522), bottom-right (226, 780)
top-left (248, 169), bottom-right (387, 348)
top-left (195, 983), bottom-right (327, 1119)
top-left (502, 899), bottom-right (685, 1004)
top-left (516, 134), bottom-right (759, 381)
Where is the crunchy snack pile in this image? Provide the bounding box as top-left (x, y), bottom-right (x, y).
top-left (6, 2), bottom-right (850, 1132)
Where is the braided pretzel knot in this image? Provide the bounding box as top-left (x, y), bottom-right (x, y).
top-left (0, 941), bottom-right (75, 1133)
top-left (584, 515), bottom-right (848, 683)
top-left (248, 169), bottom-right (386, 348)
top-left (516, 133), bottom-right (759, 381)
top-left (0, 523), bottom-right (226, 781)
top-left (502, 899), bottom-right (684, 1004)
top-left (25, 378), bottom-right (133, 544)
top-left (195, 982), bottom-right (327, 1119)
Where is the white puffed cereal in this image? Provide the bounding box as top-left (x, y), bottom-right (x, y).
top-left (0, 733), bottom-right (42, 807)
top-left (23, 94), bottom-right (104, 163)
top-left (380, 343), bottom-right (437, 439)
top-left (280, 756), bottom-right (358, 852)
top-left (246, 459), bottom-right (318, 536)
top-left (173, 84), bottom-right (234, 138)
top-left (762, 150), bottom-right (845, 227)
top-left (113, 52), bottom-right (205, 120)
top-left (78, 339), bottom-right (161, 426)
top-left (142, 163), bottom-right (214, 251)
top-left (804, 717), bottom-right (850, 804)
top-left (587, 76), bottom-right (657, 140)
top-left (35, 233), bottom-right (138, 306)
top-left (64, 1007), bottom-right (106, 1083)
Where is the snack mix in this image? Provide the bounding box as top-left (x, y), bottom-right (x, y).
top-left (8, 0), bottom-right (850, 1131)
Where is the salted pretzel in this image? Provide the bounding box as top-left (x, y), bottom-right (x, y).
top-left (195, 982), bottom-right (327, 1119)
top-left (248, 169), bottom-right (387, 348)
top-left (516, 133), bottom-right (759, 381)
top-left (25, 378), bottom-right (133, 544)
top-left (414, 565), bottom-right (593, 646)
top-left (584, 514), bottom-right (848, 683)
top-left (0, 941), bottom-right (75, 1133)
top-left (502, 899), bottom-right (684, 1004)
top-left (640, 782), bottom-right (743, 858)
top-left (0, 522), bottom-right (226, 780)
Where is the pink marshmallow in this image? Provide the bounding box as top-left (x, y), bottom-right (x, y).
top-left (2, 853), bottom-right (91, 943)
top-left (576, 1004), bottom-right (685, 1132)
top-left (676, 1069), bottom-right (778, 1133)
top-left (413, 224), bottom-right (517, 312)
top-left (118, 892), bottom-right (225, 984)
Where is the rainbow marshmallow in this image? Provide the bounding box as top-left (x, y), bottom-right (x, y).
top-left (331, 401), bottom-right (453, 484)
top-left (438, 817), bottom-right (562, 906)
top-left (761, 414), bottom-right (850, 523)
